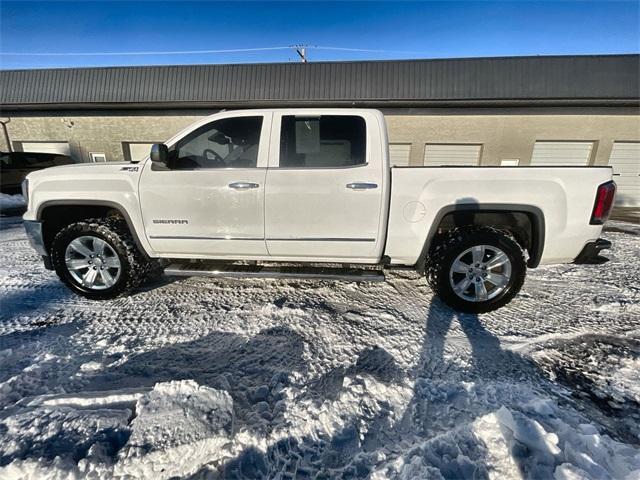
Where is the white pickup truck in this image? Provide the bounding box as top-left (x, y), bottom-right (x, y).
top-left (22, 109), bottom-right (616, 312)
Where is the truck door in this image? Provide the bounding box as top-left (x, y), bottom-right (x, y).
top-left (264, 112), bottom-right (386, 262)
top-left (139, 113), bottom-right (271, 257)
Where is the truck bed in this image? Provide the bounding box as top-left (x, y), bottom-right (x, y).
top-left (385, 166), bottom-right (613, 266)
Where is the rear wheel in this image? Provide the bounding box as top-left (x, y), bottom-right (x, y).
top-left (425, 226), bottom-right (526, 313)
top-left (51, 218), bottom-right (153, 299)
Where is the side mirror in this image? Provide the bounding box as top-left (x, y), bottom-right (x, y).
top-left (150, 144), bottom-right (169, 165)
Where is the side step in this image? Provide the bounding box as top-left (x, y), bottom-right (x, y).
top-left (164, 262), bottom-right (385, 282)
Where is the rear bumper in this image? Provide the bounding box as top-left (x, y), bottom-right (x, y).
top-left (574, 238), bottom-right (611, 264)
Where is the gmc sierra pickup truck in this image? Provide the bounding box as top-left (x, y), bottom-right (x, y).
top-left (22, 109), bottom-right (616, 312)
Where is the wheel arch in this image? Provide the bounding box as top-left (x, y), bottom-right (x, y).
top-left (37, 200), bottom-right (150, 258)
top-left (416, 203), bottom-right (545, 272)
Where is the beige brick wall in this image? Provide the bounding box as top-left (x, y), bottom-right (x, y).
top-left (2, 110), bottom-right (639, 166)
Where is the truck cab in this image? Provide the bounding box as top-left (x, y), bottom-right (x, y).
top-left (141, 109), bottom-right (389, 263)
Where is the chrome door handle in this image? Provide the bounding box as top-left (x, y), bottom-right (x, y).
top-left (346, 182), bottom-right (378, 190)
top-left (229, 182), bottom-right (259, 190)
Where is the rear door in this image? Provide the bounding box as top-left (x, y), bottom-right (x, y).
top-left (264, 112), bottom-right (385, 262)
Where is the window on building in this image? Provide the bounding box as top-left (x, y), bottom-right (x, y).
top-left (608, 142), bottom-right (640, 207)
top-left (123, 142), bottom-right (157, 162)
top-left (90, 152), bottom-right (107, 162)
top-left (500, 159), bottom-right (520, 166)
top-left (424, 144), bottom-right (482, 166)
top-left (279, 115), bottom-right (366, 168)
top-left (389, 143), bottom-right (411, 167)
top-left (170, 116), bottom-right (263, 169)
top-left (530, 141), bottom-right (594, 166)
top-left (18, 141), bottom-right (70, 156)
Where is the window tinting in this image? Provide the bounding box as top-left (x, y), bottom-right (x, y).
top-left (280, 115), bottom-right (366, 168)
top-left (170, 116), bottom-right (263, 169)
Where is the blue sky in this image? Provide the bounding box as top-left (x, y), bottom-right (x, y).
top-left (1, 1), bottom-right (638, 69)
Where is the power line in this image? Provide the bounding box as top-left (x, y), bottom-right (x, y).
top-left (0, 47), bottom-right (293, 56)
top-left (1, 45), bottom-right (425, 57)
top-left (314, 46), bottom-right (423, 55)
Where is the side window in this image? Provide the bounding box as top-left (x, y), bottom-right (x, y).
top-left (279, 115), bottom-right (366, 168)
top-left (170, 116), bottom-right (263, 170)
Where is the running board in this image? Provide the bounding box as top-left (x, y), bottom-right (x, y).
top-left (164, 263), bottom-right (385, 282)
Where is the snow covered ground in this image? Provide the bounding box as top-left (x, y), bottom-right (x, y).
top-left (0, 216), bottom-right (638, 479)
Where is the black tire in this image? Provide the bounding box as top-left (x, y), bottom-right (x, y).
top-left (425, 226), bottom-right (526, 313)
top-left (51, 217), bottom-right (153, 300)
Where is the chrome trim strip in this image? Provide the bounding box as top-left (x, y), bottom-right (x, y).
top-left (150, 235), bottom-right (376, 242)
top-left (149, 235), bottom-right (264, 241)
top-left (270, 163), bottom-right (369, 171)
top-left (266, 237), bottom-right (376, 242)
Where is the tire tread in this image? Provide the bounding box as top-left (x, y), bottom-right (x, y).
top-left (51, 217), bottom-right (153, 299)
top-left (425, 226), bottom-right (526, 313)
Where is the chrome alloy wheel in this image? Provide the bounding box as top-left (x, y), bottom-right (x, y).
top-left (449, 244), bottom-right (512, 303)
top-left (64, 236), bottom-right (122, 290)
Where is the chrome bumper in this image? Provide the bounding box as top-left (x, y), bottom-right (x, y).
top-left (24, 220), bottom-right (47, 256)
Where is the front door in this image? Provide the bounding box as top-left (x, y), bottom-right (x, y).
top-left (139, 113), bottom-right (271, 258)
top-left (264, 113), bottom-right (385, 262)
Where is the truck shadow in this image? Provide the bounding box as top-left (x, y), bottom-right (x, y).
top-left (195, 297), bottom-right (556, 479)
top-left (0, 280), bottom-right (72, 322)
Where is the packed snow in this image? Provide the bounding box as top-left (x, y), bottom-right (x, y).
top-left (0, 216), bottom-right (638, 479)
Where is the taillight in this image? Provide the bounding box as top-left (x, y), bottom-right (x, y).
top-left (590, 181), bottom-right (616, 225)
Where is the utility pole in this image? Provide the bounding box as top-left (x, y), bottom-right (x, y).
top-left (292, 44), bottom-right (309, 63)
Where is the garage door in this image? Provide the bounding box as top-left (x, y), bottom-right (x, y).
top-left (127, 143), bottom-right (155, 162)
top-left (389, 144), bottom-right (411, 167)
top-left (424, 144), bottom-right (481, 166)
top-left (21, 142), bottom-right (70, 156)
top-left (608, 142), bottom-right (640, 207)
top-left (530, 141), bottom-right (593, 166)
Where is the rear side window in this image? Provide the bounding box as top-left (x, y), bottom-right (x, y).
top-left (279, 115), bottom-right (366, 168)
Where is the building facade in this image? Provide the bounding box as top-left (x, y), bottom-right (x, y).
top-left (1, 55), bottom-right (639, 204)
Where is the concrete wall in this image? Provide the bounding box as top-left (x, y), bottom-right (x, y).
top-left (0, 112), bottom-right (209, 162)
top-left (384, 112), bottom-right (640, 166)
top-left (2, 109), bottom-right (638, 166)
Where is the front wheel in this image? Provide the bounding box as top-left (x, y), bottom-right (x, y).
top-left (51, 218), bottom-right (153, 300)
top-left (425, 226), bottom-right (527, 313)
